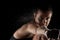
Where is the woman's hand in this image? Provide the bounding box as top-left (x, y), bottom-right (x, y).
top-left (32, 34), bottom-right (40, 40)
top-left (32, 34), bottom-right (48, 40)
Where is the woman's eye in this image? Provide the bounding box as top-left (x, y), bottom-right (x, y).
top-left (40, 17), bottom-right (43, 20)
top-left (39, 17), bottom-right (43, 21)
top-left (46, 17), bottom-right (49, 20)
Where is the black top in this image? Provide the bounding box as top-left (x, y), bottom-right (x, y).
top-left (20, 38), bottom-right (32, 40)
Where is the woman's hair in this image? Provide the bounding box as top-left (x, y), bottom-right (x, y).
top-left (32, 5), bottom-right (53, 13)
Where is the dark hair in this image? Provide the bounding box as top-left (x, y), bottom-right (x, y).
top-left (32, 5), bottom-right (53, 13)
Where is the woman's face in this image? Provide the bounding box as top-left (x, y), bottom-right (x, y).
top-left (34, 10), bottom-right (52, 27)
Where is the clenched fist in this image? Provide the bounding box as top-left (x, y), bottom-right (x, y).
top-left (32, 34), bottom-right (40, 40)
top-left (32, 34), bottom-right (48, 40)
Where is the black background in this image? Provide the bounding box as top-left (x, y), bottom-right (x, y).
top-left (7, 0), bottom-right (60, 40)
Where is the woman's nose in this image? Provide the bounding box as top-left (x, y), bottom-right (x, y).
top-left (42, 19), bottom-right (47, 25)
top-left (44, 20), bottom-right (47, 23)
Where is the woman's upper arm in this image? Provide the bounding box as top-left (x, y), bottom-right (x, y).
top-left (13, 24), bottom-right (28, 39)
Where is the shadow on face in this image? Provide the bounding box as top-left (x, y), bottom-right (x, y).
top-left (34, 10), bottom-right (52, 27)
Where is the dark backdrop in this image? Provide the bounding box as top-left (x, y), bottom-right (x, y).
top-left (7, 1), bottom-right (60, 40)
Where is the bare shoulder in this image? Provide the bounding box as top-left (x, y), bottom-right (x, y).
top-left (14, 22), bottom-right (33, 33)
top-left (26, 22), bottom-right (36, 32)
top-left (14, 23), bottom-right (28, 33)
top-left (13, 23), bottom-right (29, 39)
top-left (17, 22), bottom-right (34, 31)
top-left (27, 22), bottom-right (36, 29)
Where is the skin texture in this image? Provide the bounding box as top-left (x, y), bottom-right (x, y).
top-left (13, 9), bottom-right (52, 40)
